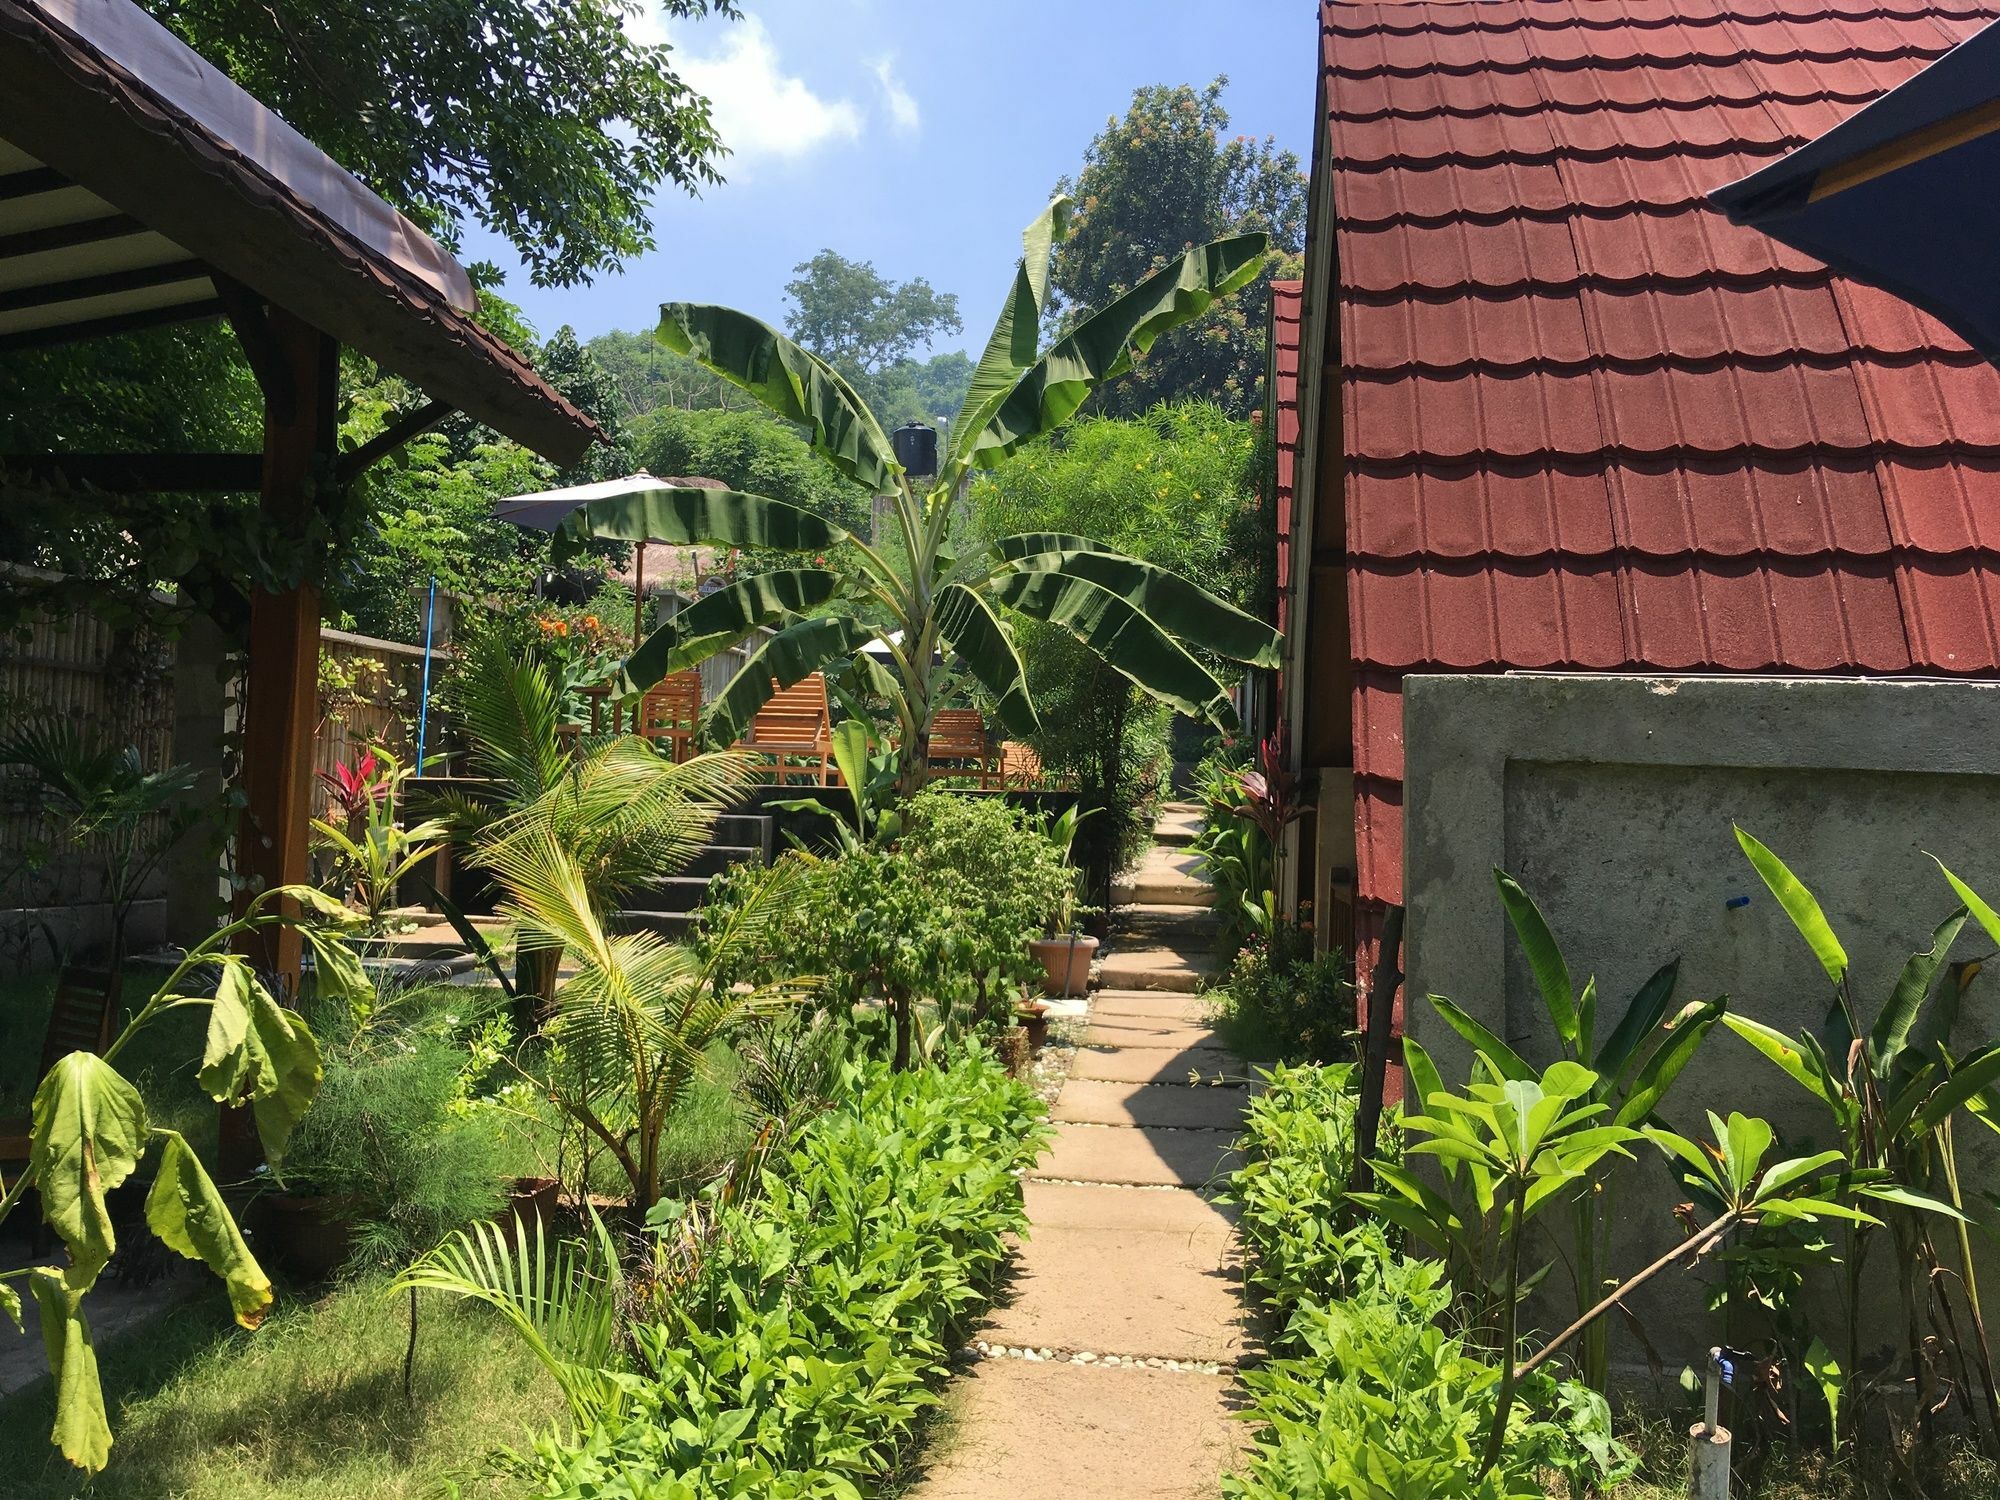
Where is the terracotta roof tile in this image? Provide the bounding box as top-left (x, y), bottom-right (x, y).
top-left (1314, 0), bottom-right (2000, 915)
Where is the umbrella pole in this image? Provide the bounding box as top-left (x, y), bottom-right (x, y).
top-left (633, 540), bottom-right (646, 647)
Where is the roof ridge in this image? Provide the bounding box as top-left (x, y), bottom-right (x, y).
top-left (1343, 346), bottom-right (1992, 379)
top-left (1324, 0), bottom-right (1994, 38)
top-left (1345, 440), bottom-right (2000, 465)
top-left (1326, 42), bottom-right (1961, 83)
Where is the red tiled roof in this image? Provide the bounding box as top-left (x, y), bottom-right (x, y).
top-left (1322, 0), bottom-right (2000, 919)
top-left (1270, 281), bottom-right (1304, 642)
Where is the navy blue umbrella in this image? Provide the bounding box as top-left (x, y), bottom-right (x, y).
top-left (1712, 19), bottom-right (2000, 363)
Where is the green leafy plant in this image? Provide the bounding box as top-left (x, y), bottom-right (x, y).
top-left (0, 723), bottom-right (201, 971)
top-left (1219, 919), bottom-right (1354, 1064)
top-left (560, 200), bottom-right (1281, 797)
top-left (0, 885), bottom-right (356, 1470)
top-left (312, 746), bottom-right (447, 931)
top-left (1723, 828), bottom-right (2000, 1448)
top-left (1447, 869), bottom-right (1727, 1393)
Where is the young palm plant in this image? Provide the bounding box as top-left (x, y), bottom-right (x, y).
top-left (473, 744), bottom-right (809, 1212)
top-left (549, 200), bottom-right (1282, 791)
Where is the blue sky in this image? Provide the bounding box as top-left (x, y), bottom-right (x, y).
top-left (461, 0), bottom-right (1319, 354)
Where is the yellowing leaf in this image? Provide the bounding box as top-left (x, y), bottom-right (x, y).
top-left (29, 1053), bottom-right (148, 1291)
top-left (197, 961), bottom-right (322, 1175)
top-left (145, 1130), bottom-right (273, 1328)
top-left (28, 1267), bottom-right (111, 1472)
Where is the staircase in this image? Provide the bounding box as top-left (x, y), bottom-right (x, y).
top-left (1097, 803), bottom-right (1220, 994)
top-left (611, 811), bottom-right (774, 941)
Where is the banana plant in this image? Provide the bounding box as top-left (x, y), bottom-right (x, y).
top-left (2, 886), bottom-right (357, 1471)
top-left (553, 199), bottom-right (1281, 796)
top-left (1427, 869), bottom-right (1726, 1394)
top-left (1726, 827), bottom-right (2000, 1445)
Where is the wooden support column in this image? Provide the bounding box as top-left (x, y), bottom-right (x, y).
top-left (233, 305), bottom-right (338, 987)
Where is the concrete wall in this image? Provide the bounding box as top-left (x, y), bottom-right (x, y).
top-left (1401, 673), bottom-right (2000, 1381)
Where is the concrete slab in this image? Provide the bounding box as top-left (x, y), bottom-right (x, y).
top-left (1032, 1122), bottom-right (1240, 1188)
top-left (911, 1359), bottom-right (1245, 1500)
top-left (1096, 946), bottom-right (1217, 994)
top-left (1069, 1045), bottom-right (1245, 1087)
top-left (981, 1218), bottom-right (1247, 1364)
top-left (1083, 1015), bottom-right (1225, 1049)
top-left (1051, 1077), bottom-right (1251, 1131)
top-left (1111, 846), bottom-right (1214, 908)
top-left (1115, 902), bottom-right (1222, 942)
top-left (1022, 1179), bottom-right (1236, 1232)
top-left (1153, 807), bottom-right (1205, 847)
top-left (1091, 991), bottom-right (1214, 1023)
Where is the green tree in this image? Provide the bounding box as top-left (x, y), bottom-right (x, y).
top-left (632, 407), bottom-right (871, 538)
top-left (585, 327), bottom-right (749, 419)
top-left (142, 0), bottom-right (738, 286)
top-left (972, 403), bottom-right (1260, 913)
top-left (782, 251), bottom-right (967, 427)
top-left (560, 202), bottom-right (1282, 1073)
top-left (1050, 77), bottom-right (1306, 416)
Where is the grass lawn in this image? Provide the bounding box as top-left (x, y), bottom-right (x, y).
top-left (0, 1276), bottom-right (564, 1499)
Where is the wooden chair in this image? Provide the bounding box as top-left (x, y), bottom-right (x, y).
top-left (737, 674), bottom-right (832, 784)
top-left (0, 969), bottom-right (122, 1168)
top-left (994, 741), bottom-right (1046, 790)
top-left (635, 671), bottom-right (703, 763)
top-left (926, 708), bottom-right (994, 784)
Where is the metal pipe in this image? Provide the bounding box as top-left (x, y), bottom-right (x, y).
top-left (1690, 1346), bottom-right (1733, 1500)
top-left (415, 574), bottom-right (437, 770)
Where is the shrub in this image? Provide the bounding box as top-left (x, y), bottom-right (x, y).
top-left (1220, 920), bottom-right (1355, 1064)
top-left (1224, 1064), bottom-right (1632, 1499)
top-left (513, 1049), bottom-right (1048, 1497)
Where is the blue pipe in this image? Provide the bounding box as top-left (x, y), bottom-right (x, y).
top-left (415, 575), bottom-right (437, 770)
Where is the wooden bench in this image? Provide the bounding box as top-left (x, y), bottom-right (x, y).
top-left (737, 675), bottom-right (832, 784)
top-left (0, 969), bottom-right (122, 1171)
top-left (993, 740), bottom-right (1047, 790)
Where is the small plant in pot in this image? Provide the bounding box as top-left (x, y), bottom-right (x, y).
top-left (1028, 805), bottom-right (1099, 999)
top-left (251, 985), bottom-right (521, 1279)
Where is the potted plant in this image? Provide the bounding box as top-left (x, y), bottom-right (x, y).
top-left (1028, 805), bottom-right (1098, 998)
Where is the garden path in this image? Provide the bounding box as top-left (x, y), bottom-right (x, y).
top-left (914, 805), bottom-right (1256, 1499)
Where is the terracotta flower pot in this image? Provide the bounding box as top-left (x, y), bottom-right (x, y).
top-left (501, 1176), bottom-right (561, 1228)
top-left (249, 1192), bottom-right (358, 1282)
top-left (1029, 933), bottom-right (1099, 998)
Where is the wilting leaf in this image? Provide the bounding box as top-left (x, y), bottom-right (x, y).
top-left (29, 1053), bottom-right (148, 1291)
top-left (145, 1130), bottom-right (273, 1328)
top-left (28, 1267), bottom-right (111, 1471)
top-left (197, 961), bottom-right (323, 1175)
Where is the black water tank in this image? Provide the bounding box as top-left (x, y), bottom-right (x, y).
top-left (892, 421), bottom-right (938, 478)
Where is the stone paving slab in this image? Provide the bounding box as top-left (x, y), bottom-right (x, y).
top-left (1084, 1015), bottom-right (1227, 1048)
top-left (1069, 1044), bottom-right (1246, 1086)
top-left (1033, 1122), bottom-right (1240, 1188)
top-left (1022, 1179), bottom-right (1237, 1232)
top-left (1111, 846), bottom-right (1213, 908)
top-left (1090, 991), bottom-right (1214, 1023)
top-left (1051, 1077), bottom-right (1251, 1131)
top-left (979, 1217), bottom-right (1246, 1364)
top-left (913, 1359), bottom-right (1245, 1500)
top-left (1095, 946), bottom-right (1218, 994)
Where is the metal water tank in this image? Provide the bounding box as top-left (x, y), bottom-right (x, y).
top-left (892, 421), bottom-right (938, 478)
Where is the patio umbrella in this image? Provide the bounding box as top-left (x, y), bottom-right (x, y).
top-left (494, 472), bottom-right (728, 643)
top-left (1711, 18), bottom-right (2000, 362)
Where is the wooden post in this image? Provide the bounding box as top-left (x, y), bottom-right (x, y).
top-left (222, 307), bottom-right (336, 1177)
top-left (1348, 903), bottom-right (1405, 1198)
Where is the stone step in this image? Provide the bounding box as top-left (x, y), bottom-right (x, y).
top-left (610, 909), bottom-right (697, 941)
top-left (910, 1359), bottom-right (1244, 1500)
top-left (1069, 1044), bottom-right (1245, 1088)
top-left (1032, 1122), bottom-right (1241, 1189)
top-left (1091, 991), bottom-right (1212, 1024)
top-left (1051, 1078), bottom-right (1251, 1131)
top-left (1152, 805), bottom-right (1205, 848)
top-left (1113, 902), bottom-right (1221, 943)
top-left (711, 812), bottom-right (773, 860)
top-left (626, 874), bottom-right (710, 914)
top-left (1084, 1016), bottom-right (1234, 1050)
top-left (977, 1184), bottom-right (1247, 1365)
top-left (367, 915), bottom-right (508, 962)
top-left (682, 842), bottom-right (764, 879)
top-left (1095, 945), bottom-right (1217, 994)
top-left (1111, 847), bottom-right (1213, 909)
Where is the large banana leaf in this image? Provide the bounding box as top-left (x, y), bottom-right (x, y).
top-left (935, 583), bottom-right (1039, 735)
top-left (965, 233), bottom-right (1268, 469)
top-left (997, 540), bottom-right (1281, 668)
top-left (702, 616), bottom-right (877, 745)
top-left (657, 305), bottom-right (899, 493)
top-left (619, 569), bottom-right (839, 693)
top-left (567, 485), bottom-right (843, 553)
top-left (944, 197), bottom-right (1072, 483)
top-left (986, 569), bottom-right (1235, 727)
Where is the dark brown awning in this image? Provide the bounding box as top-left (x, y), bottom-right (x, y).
top-left (0, 0), bottom-right (601, 465)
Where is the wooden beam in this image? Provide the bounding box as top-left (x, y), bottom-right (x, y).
top-left (335, 398), bottom-right (453, 485)
top-left (0, 298), bottom-right (223, 351)
top-left (0, 211), bottom-right (145, 261)
top-left (0, 451), bottom-right (261, 492)
top-left (0, 258), bottom-right (208, 315)
top-left (0, 164), bottom-right (67, 200)
top-left (213, 275), bottom-right (295, 425)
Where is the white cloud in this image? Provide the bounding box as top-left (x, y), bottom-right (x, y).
top-left (663, 14), bottom-right (863, 166)
top-left (871, 56), bottom-right (920, 134)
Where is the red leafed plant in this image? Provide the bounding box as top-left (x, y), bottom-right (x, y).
top-left (319, 750), bottom-right (389, 829)
top-left (1231, 729), bottom-right (1300, 845)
